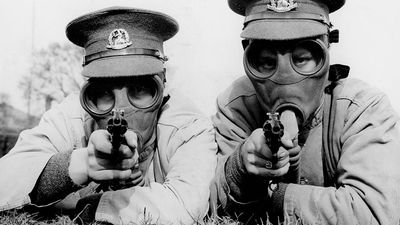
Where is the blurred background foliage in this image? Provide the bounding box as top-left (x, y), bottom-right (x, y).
top-left (0, 42), bottom-right (84, 157)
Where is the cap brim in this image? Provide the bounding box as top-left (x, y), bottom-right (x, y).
top-left (241, 19), bottom-right (328, 40)
top-left (82, 55), bottom-right (164, 78)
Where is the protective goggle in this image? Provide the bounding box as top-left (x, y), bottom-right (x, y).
top-left (245, 39), bottom-right (327, 79)
top-left (80, 75), bottom-right (163, 117)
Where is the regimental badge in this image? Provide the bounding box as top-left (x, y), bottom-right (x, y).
top-left (267, 0), bottom-right (298, 12)
top-left (106, 28), bottom-right (132, 50)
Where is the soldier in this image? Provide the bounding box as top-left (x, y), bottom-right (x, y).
top-left (0, 7), bottom-right (217, 225)
top-left (210, 0), bottom-right (400, 224)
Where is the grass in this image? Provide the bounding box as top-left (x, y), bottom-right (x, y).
top-left (0, 209), bottom-right (300, 225)
top-left (0, 210), bottom-right (240, 225)
top-left (0, 209), bottom-right (75, 225)
top-left (0, 208), bottom-right (103, 225)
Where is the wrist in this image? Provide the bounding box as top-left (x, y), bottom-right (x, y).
top-left (283, 166), bottom-right (300, 183)
top-left (226, 142), bottom-right (248, 184)
top-left (225, 142), bottom-right (268, 201)
top-left (69, 148), bottom-right (89, 185)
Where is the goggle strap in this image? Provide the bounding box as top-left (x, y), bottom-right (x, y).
top-left (328, 64), bottom-right (350, 82)
top-left (329, 29), bottom-right (339, 43)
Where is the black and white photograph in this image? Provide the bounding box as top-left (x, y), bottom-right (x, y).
top-left (0, 0), bottom-right (399, 224)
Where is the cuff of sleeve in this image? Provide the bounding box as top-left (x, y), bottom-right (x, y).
top-left (69, 148), bottom-right (89, 186)
top-left (225, 142), bottom-right (268, 202)
top-left (30, 150), bottom-right (83, 205)
top-left (271, 182), bottom-right (288, 220)
top-left (225, 142), bottom-right (247, 186)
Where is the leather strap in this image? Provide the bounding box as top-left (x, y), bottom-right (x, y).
top-left (321, 65), bottom-right (349, 186)
top-left (84, 48), bottom-right (167, 66)
top-left (244, 12), bottom-right (330, 27)
top-left (322, 82), bottom-right (337, 186)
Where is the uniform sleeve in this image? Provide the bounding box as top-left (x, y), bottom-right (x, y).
top-left (95, 118), bottom-right (217, 225)
top-left (283, 92), bottom-right (400, 225)
top-left (209, 93), bottom-right (270, 222)
top-left (29, 150), bottom-right (82, 206)
top-left (0, 100), bottom-right (79, 211)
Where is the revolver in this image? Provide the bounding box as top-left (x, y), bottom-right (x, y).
top-left (263, 112), bottom-right (284, 158)
top-left (97, 109), bottom-right (130, 191)
top-left (107, 109), bottom-right (128, 157)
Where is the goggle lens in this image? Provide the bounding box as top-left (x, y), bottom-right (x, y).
top-left (81, 76), bottom-right (160, 117)
top-left (247, 39), bottom-right (325, 78)
top-left (127, 77), bottom-right (158, 108)
top-left (291, 41), bottom-right (324, 74)
top-left (85, 84), bottom-right (115, 115)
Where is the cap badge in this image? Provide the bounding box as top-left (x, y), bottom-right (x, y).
top-left (267, 0), bottom-right (298, 12)
top-left (106, 28), bottom-right (132, 50)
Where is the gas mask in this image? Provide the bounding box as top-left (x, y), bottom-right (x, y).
top-left (80, 73), bottom-right (165, 158)
top-left (244, 36), bottom-right (329, 127)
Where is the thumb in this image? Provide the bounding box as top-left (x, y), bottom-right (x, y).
top-left (281, 130), bottom-right (295, 148)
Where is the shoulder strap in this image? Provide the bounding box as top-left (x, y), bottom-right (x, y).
top-left (322, 64), bottom-right (350, 186)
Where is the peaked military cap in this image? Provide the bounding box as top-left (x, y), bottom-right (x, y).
top-left (66, 6), bottom-right (179, 78)
top-left (228, 0), bottom-right (345, 40)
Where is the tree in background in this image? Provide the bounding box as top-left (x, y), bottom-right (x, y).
top-left (0, 92), bottom-right (30, 156)
top-left (0, 91), bottom-right (39, 131)
top-left (0, 93), bottom-right (10, 128)
top-left (0, 93), bottom-right (10, 105)
top-left (19, 43), bottom-right (84, 116)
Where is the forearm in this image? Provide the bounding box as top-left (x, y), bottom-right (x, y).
top-left (282, 183), bottom-right (393, 225)
top-left (215, 143), bottom-right (274, 222)
top-left (29, 150), bottom-right (82, 206)
top-left (225, 144), bottom-right (268, 202)
top-left (218, 142), bottom-right (293, 224)
top-left (96, 121), bottom-right (217, 225)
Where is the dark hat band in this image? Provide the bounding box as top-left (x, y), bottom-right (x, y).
top-left (83, 48), bottom-right (168, 66)
top-left (244, 11), bottom-right (330, 27)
